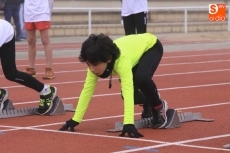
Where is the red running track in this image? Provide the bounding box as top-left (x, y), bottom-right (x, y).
top-left (0, 45), bottom-right (230, 152)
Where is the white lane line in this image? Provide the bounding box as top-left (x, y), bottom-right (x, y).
top-left (12, 82), bottom-right (230, 105)
top-left (13, 59), bottom-right (230, 68)
top-left (2, 67), bottom-right (230, 79)
top-left (10, 101), bottom-right (230, 129)
top-left (0, 125), bottom-right (166, 144)
top-left (0, 125), bottom-right (229, 152)
top-left (176, 101), bottom-right (230, 110)
top-left (160, 59), bottom-right (230, 66)
top-left (112, 134), bottom-right (230, 153)
top-left (29, 128), bottom-right (168, 144)
top-left (13, 93), bottom-right (121, 105)
top-left (0, 70), bottom-right (86, 78)
top-left (2, 66), bottom-right (230, 89)
top-left (0, 60), bottom-right (230, 77)
top-left (0, 59), bottom-right (229, 78)
top-left (177, 144), bottom-right (230, 152)
top-left (0, 125), bottom-right (25, 131)
top-left (155, 68), bottom-right (230, 77)
top-left (10, 100), bottom-right (227, 129)
top-left (13, 51), bottom-right (230, 61)
top-left (159, 82), bottom-right (230, 91)
top-left (1, 103), bottom-right (230, 151)
top-left (163, 52), bottom-right (230, 59)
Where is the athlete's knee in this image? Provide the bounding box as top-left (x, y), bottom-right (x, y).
top-left (4, 70), bottom-right (17, 81)
top-left (27, 37), bottom-right (36, 46)
top-left (134, 75), bottom-right (150, 87)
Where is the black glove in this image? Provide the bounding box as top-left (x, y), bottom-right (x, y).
top-left (119, 124), bottom-right (143, 138)
top-left (59, 119), bottom-right (79, 132)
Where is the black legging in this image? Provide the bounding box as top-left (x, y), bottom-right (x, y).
top-left (0, 36), bottom-right (44, 92)
top-left (133, 39), bottom-right (163, 107)
top-left (122, 12), bottom-right (147, 35)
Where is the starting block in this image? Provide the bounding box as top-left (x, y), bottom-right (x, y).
top-left (0, 96), bottom-right (75, 119)
top-left (107, 109), bottom-right (214, 132)
top-left (223, 144), bottom-right (230, 149)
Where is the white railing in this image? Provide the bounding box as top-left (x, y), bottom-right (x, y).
top-left (53, 6), bottom-right (230, 35)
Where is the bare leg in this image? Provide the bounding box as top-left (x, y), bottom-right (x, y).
top-left (40, 29), bottom-right (52, 68)
top-left (26, 30), bottom-right (36, 68)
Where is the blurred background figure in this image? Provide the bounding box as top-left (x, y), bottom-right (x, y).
top-left (24, 0), bottom-right (55, 80)
top-left (19, 0), bottom-right (26, 40)
top-left (121, 0), bottom-right (148, 35)
top-left (4, 0), bottom-right (23, 41)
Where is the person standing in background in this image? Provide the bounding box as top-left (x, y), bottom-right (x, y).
top-left (49, 0), bottom-right (54, 15)
top-left (19, 0), bottom-right (26, 40)
top-left (3, 0), bottom-right (23, 41)
top-left (121, 0), bottom-right (148, 35)
top-left (24, 0), bottom-right (55, 80)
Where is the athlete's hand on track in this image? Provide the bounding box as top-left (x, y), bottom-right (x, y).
top-left (59, 119), bottom-right (79, 132)
top-left (119, 124), bottom-right (144, 138)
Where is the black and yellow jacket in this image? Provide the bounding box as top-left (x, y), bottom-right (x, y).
top-left (73, 33), bottom-right (158, 124)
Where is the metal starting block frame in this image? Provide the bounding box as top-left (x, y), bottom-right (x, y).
top-left (0, 96), bottom-right (75, 119)
top-left (107, 109), bottom-right (214, 132)
top-left (223, 144), bottom-right (230, 149)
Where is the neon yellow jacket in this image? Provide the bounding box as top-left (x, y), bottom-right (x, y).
top-left (73, 33), bottom-right (158, 124)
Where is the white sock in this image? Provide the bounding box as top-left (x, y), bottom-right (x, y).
top-left (40, 85), bottom-right (50, 95)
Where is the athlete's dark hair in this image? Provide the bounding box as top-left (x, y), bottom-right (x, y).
top-left (79, 34), bottom-right (120, 65)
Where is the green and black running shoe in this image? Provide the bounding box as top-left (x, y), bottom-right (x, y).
top-left (0, 88), bottom-right (9, 111)
top-left (38, 86), bottom-right (57, 115)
